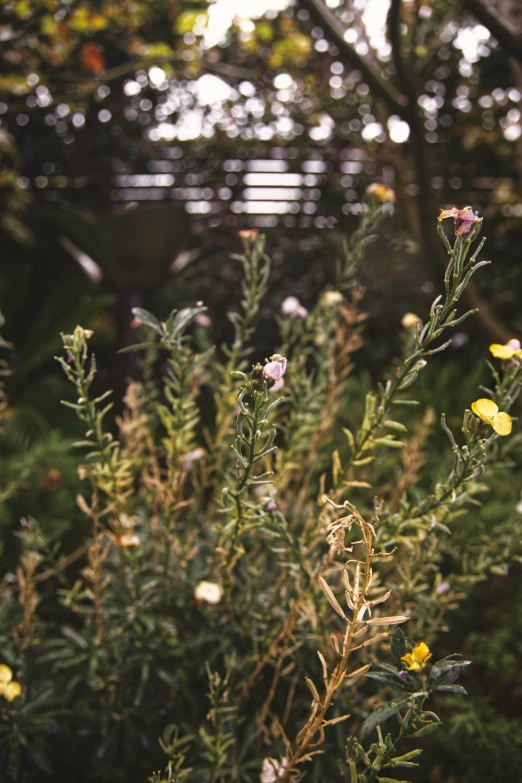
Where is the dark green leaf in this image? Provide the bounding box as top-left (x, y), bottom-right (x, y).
top-left (434, 684), bottom-right (468, 695)
top-left (391, 628), bottom-right (406, 666)
top-left (360, 697), bottom-right (411, 738)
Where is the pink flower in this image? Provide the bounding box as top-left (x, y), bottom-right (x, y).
top-left (195, 312), bottom-right (211, 328)
top-left (516, 498), bottom-right (522, 515)
top-left (281, 296), bottom-right (308, 319)
top-left (438, 206), bottom-right (479, 237)
top-left (262, 356), bottom-right (287, 383)
top-left (437, 581), bottom-right (450, 595)
top-left (269, 379), bottom-right (284, 393)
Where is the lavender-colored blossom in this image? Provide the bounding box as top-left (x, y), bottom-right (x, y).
top-left (399, 671), bottom-right (409, 680)
top-left (267, 502), bottom-right (277, 512)
top-left (262, 356), bottom-right (287, 383)
top-left (269, 379), bottom-right (284, 393)
top-left (281, 296), bottom-right (308, 319)
top-left (437, 581), bottom-right (450, 595)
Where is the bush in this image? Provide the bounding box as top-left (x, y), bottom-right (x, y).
top-left (1, 196), bottom-right (521, 782)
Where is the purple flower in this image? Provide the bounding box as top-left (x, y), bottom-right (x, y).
top-left (399, 671), bottom-right (409, 680)
top-left (267, 502), bottom-right (277, 512)
top-left (262, 356), bottom-right (287, 383)
top-left (437, 581), bottom-right (450, 595)
top-left (438, 206), bottom-right (479, 237)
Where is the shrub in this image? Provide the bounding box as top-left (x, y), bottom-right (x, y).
top-left (1, 196), bottom-right (521, 782)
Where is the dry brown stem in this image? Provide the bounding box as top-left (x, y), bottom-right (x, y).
top-left (281, 502), bottom-right (405, 781)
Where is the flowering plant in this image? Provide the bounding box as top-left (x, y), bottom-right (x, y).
top-left (0, 198), bottom-right (521, 783)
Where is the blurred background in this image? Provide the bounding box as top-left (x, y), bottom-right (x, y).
top-left (1, 1), bottom-right (522, 780)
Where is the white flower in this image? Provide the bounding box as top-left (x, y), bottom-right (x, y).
top-left (320, 290), bottom-right (343, 308)
top-left (181, 447), bottom-right (206, 469)
top-left (281, 296), bottom-right (308, 318)
top-left (516, 496), bottom-right (522, 515)
top-left (194, 581), bottom-right (223, 605)
top-left (507, 339), bottom-right (521, 352)
top-left (260, 757), bottom-right (288, 783)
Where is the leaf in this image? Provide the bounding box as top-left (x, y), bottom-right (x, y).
top-left (61, 625), bottom-right (89, 649)
top-left (434, 684), bottom-right (468, 695)
top-left (365, 672), bottom-right (412, 691)
top-left (429, 657), bottom-right (471, 688)
top-left (131, 307), bottom-right (163, 334)
top-left (118, 341), bottom-right (157, 354)
top-left (365, 615), bottom-right (409, 626)
top-left (391, 628), bottom-right (406, 666)
top-left (318, 576), bottom-right (346, 619)
top-left (411, 722), bottom-right (441, 738)
top-left (360, 697), bottom-right (411, 738)
top-left (169, 307), bottom-right (207, 338)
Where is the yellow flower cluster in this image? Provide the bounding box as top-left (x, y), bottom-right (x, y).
top-left (0, 665), bottom-right (22, 702)
top-left (401, 642), bottom-right (432, 672)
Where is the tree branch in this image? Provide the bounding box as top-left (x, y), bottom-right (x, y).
top-left (298, 0), bottom-right (408, 117)
top-left (463, 0), bottom-right (522, 64)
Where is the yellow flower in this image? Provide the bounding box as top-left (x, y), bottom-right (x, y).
top-left (0, 664), bottom-right (22, 702)
top-left (401, 642), bottom-right (432, 672)
top-left (489, 340), bottom-right (522, 361)
top-left (471, 398), bottom-right (512, 436)
top-left (366, 183), bottom-right (396, 203)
